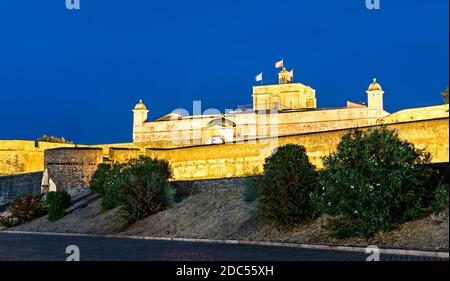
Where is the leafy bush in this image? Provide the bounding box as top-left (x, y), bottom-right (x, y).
top-left (101, 163), bottom-right (127, 210)
top-left (320, 127), bottom-right (433, 238)
top-left (255, 144), bottom-right (321, 226)
top-left (90, 163), bottom-right (111, 196)
top-left (95, 156), bottom-right (173, 222)
top-left (46, 190), bottom-right (71, 222)
top-left (120, 180), bottom-right (173, 224)
top-left (0, 194), bottom-right (45, 227)
top-left (125, 156), bottom-right (172, 183)
top-left (118, 157), bottom-right (173, 223)
top-left (243, 176), bottom-right (261, 203)
top-left (430, 183), bottom-right (449, 214)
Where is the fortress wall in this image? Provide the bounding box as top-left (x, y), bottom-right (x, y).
top-left (0, 150), bottom-right (43, 176)
top-left (0, 171), bottom-right (43, 206)
top-left (0, 140), bottom-right (36, 151)
top-left (0, 107), bottom-right (448, 180)
top-left (0, 139), bottom-right (192, 176)
top-left (109, 148), bottom-right (141, 163)
top-left (378, 104), bottom-right (449, 124)
top-left (392, 118), bottom-right (449, 163)
top-left (44, 148), bottom-right (103, 190)
top-left (89, 140), bottom-right (195, 157)
top-left (146, 142), bottom-right (263, 180)
top-left (142, 118), bottom-right (449, 181)
top-left (0, 141), bottom-right (76, 176)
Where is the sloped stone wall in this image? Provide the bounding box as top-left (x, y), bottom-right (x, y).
top-left (0, 172), bottom-right (43, 206)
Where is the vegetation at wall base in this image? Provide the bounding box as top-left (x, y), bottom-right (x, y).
top-left (101, 163), bottom-right (128, 210)
top-left (90, 163), bottom-right (111, 196)
top-left (320, 127), bottom-right (434, 238)
top-left (255, 144), bottom-right (321, 227)
top-left (46, 190), bottom-right (71, 222)
top-left (430, 183), bottom-right (449, 214)
top-left (0, 193), bottom-right (45, 227)
top-left (91, 156), bottom-right (173, 223)
top-left (120, 180), bottom-right (173, 224)
top-left (118, 157), bottom-right (173, 224)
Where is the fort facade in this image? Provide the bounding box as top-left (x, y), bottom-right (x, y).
top-left (0, 69), bottom-right (448, 191)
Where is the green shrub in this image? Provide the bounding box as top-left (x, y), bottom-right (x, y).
top-left (100, 156), bottom-right (173, 217)
top-left (256, 144), bottom-right (321, 226)
top-left (90, 163), bottom-right (111, 195)
top-left (120, 180), bottom-right (173, 224)
top-left (430, 183), bottom-right (449, 214)
top-left (320, 127), bottom-right (433, 238)
top-left (118, 157), bottom-right (173, 224)
top-left (46, 190), bottom-right (71, 222)
top-left (0, 193), bottom-right (45, 227)
top-left (124, 156), bottom-right (172, 183)
top-left (101, 163), bottom-right (127, 210)
top-left (243, 176), bottom-right (261, 203)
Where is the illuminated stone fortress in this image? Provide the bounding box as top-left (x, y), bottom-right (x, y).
top-left (133, 68), bottom-right (388, 145)
top-left (0, 64), bottom-right (448, 184)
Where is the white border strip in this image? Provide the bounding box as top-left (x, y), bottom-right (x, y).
top-left (2, 230), bottom-right (448, 259)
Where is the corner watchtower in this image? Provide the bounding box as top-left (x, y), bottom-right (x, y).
top-left (366, 78), bottom-right (384, 118)
top-left (133, 100), bottom-right (148, 142)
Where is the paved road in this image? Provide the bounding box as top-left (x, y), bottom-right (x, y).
top-left (0, 232), bottom-right (445, 261)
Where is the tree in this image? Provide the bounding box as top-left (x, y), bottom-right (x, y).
top-left (255, 144), bottom-right (321, 226)
top-left (442, 86), bottom-right (449, 104)
top-left (320, 127), bottom-right (433, 238)
top-left (37, 135), bottom-right (73, 144)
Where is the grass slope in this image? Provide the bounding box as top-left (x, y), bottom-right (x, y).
top-left (8, 189), bottom-right (449, 251)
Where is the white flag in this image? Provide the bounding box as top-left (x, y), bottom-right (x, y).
top-left (289, 69), bottom-right (294, 78)
top-left (255, 72), bottom-right (263, 82)
top-left (275, 59), bottom-right (284, 68)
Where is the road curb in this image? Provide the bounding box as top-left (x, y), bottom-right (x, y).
top-left (3, 230), bottom-right (449, 259)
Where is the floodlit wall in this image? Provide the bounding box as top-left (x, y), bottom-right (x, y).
top-left (142, 118), bottom-right (449, 180)
top-left (0, 141), bottom-right (76, 176)
top-left (0, 105), bottom-right (448, 182)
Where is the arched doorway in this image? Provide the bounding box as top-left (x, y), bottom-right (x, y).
top-left (202, 117), bottom-right (237, 144)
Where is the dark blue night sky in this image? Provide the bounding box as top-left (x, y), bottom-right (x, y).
top-left (0, 0), bottom-right (448, 144)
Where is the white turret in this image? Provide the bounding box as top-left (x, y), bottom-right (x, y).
top-left (133, 99), bottom-right (148, 142)
top-left (366, 78), bottom-right (384, 119)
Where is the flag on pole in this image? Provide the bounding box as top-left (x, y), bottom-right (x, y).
top-left (289, 69), bottom-right (294, 79)
top-left (275, 59), bottom-right (284, 69)
top-left (255, 72), bottom-right (263, 82)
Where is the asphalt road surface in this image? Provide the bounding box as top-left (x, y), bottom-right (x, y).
top-left (0, 232), bottom-right (445, 261)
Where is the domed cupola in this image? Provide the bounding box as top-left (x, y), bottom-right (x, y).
top-left (367, 78), bottom-right (383, 92)
top-left (134, 99), bottom-right (148, 111)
